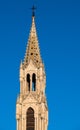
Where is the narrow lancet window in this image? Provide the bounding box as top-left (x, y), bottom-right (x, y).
top-left (32, 73), bottom-right (36, 91)
top-left (27, 74), bottom-right (30, 91)
top-left (26, 107), bottom-right (35, 130)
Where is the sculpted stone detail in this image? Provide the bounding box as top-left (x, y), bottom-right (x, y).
top-left (16, 14), bottom-right (48, 130)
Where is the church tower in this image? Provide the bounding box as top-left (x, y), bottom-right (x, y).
top-left (16, 8), bottom-right (48, 130)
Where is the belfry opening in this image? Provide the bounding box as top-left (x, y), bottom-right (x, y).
top-left (32, 73), bottom-right (36, 91)
top-left (27, 74), bottom-right (30, 91)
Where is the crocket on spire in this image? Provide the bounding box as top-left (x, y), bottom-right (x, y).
top-left (24, 7), bottom-right (42, 68)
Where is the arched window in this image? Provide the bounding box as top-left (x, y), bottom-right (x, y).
top-left (27, 74), bottom-right (30, 91)
top-left (32, 73), bottom-right (36, 91)
top-left (26, 107), bottom-right (35, 130)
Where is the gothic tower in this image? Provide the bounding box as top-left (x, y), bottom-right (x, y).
top-left (16, 9), bottom-right (48, 130)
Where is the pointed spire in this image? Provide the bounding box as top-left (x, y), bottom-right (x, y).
top-left (24, 11), bottom-right (42, 68)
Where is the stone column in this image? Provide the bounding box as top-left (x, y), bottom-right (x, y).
top-left (38, 116), bottom-right (41, 130)
top-left (35, 117), bottom-right (37, 130)
top-left (44, 118), bottom-right (45, 130)
top-left (17, 119), bottom-right (19, 130)
top-left (36, 116), bottom-right (39, 130)
top-left (41, 117), bottom-right (46, 130)
top-left (24, 115), bottom-right (26, 130)
top-left (35, 113), bottom-right (37, 130)
top-left (18, 118), bottom-right (21, 130)
top-left (30, 74), bottom-right (32, 91)
top-left (41, 117), bottom-right (43, 130)
top-left (22, 116), bottom-right (25, 130)
top-left (40, 116), bottom-right (41, 130)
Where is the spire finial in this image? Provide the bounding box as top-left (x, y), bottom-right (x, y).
top-left (31, 5), bottom-right (36, 17)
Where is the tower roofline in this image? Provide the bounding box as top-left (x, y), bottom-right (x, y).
top-left (23, 8), bottom-right (43, 68)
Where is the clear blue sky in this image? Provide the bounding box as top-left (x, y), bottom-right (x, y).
top-left (0, 0), bottom-right (80, 130)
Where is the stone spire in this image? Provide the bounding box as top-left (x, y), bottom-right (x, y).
top-left (24, 15), bottom-right (42, 68)
top-left (16, 10), bottom-right (48, 130)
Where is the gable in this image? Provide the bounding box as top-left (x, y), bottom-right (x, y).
top-left (26, 60), bottom-right (37, 71)
top-left (23, 93), bottom-right (37, 104)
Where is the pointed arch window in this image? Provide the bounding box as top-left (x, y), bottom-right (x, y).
top-left (27, 74), bottom-right (30, 91)
top-left (32, 73), bottom-right (36, 91)
top-left (26, 107), bottom-right (35, 130)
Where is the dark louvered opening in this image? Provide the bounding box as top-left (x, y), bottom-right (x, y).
top-left (27, 107), bottom-right (35, 130)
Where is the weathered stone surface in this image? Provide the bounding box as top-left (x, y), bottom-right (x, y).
top-left (16, 15), bottom-right (48, 130)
